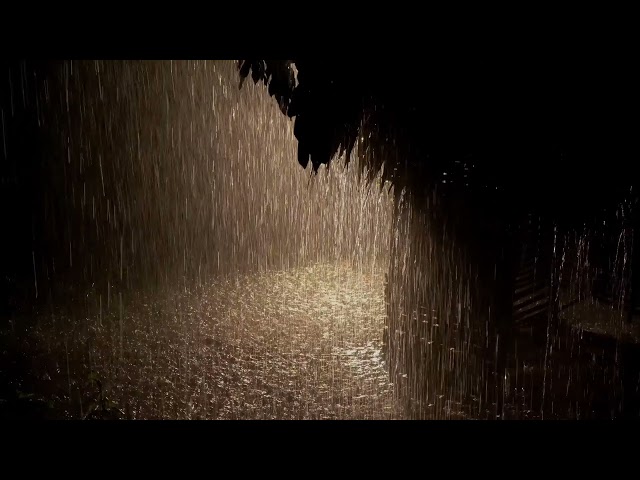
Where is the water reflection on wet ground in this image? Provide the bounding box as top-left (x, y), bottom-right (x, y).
top-left (4, 263), bottom-right (640, 420)
top-left (11, 263), bottom-right (401, 419)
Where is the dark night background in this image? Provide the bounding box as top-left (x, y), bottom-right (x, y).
top-left (3, 52), bottom-right (636, 314)
top-left (1, 33), bottom-right (639, 419)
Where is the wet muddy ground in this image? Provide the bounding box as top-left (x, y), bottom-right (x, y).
top-left (1, 263), bottom-right (400, 419)
top-left (2, 264), bottom-right (639, 420)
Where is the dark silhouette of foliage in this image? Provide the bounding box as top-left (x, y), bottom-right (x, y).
top-left (237, 58), bottom-right (638, 223)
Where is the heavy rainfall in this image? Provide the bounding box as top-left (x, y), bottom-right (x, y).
top-left (1, 59), bottom-right (639, 420)
top-left (1, 60), bottom-right (398, 419)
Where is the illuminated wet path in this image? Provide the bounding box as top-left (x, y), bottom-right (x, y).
top-left (22, 264), bottom-right (401, 419)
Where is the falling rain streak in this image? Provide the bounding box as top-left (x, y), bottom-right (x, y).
top-left (15, 60), bottom-right (397, 419)
top-left (3, 60), bottom-right (638, 420)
